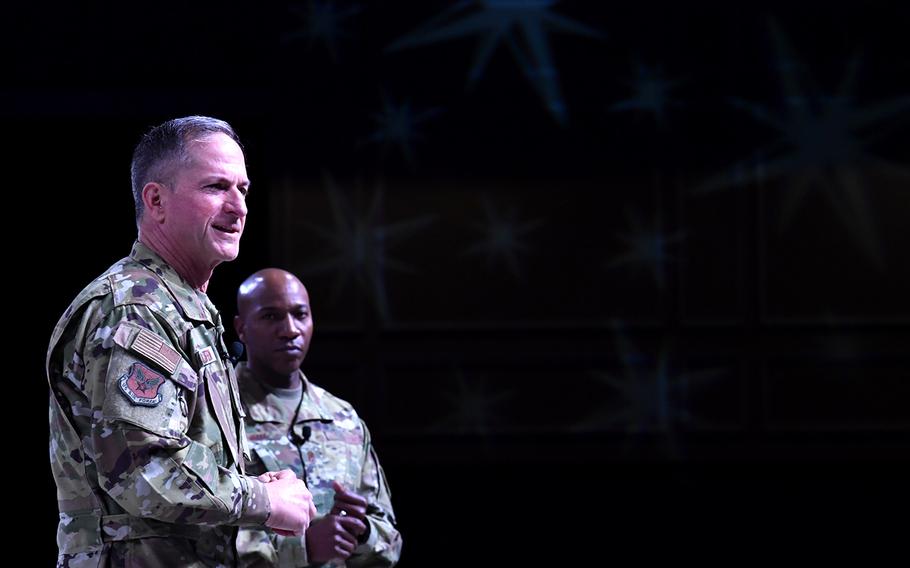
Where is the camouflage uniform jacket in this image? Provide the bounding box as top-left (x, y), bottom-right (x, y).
top-left (46, 241), bottom-right (270, 568)
top-left (235, 364), bottom-right (402, 567)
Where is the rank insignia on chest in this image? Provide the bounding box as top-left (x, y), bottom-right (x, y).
top-left (118, 362), bottom-right (166, 406)
top-left (196, 346), bottom-right (218, 367)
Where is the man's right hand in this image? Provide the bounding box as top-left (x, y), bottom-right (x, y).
top-left (305, 513), bottom-right (366, 564)
top-left (261, 469), bottom-right (317, 536)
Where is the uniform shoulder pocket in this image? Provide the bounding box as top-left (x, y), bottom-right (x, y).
top-left (102, 322), bottom-right (198, 438)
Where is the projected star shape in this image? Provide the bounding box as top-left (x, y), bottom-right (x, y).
top-left (610, 62), bottom-right (683, 126)
top-left (387, 0), bottom-right (604, 125)
top-left (463, 196), bottom-right (544, 279)
top-left (608, 207), bottom-right (684, 292)
top-left (282, 1), bottom-right (362, 60)
top-left (302, 176), bottom-right (435, 321)
top-left (363, 94), bottom-right (441, 168)
top-left (700, 21), bottom-right (910, 267)
top-left (428, 369), bottom-right (513, 436)
top-left (578, 322), bottom-right (725, 456)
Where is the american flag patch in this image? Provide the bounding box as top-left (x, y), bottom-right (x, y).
top-left (131, 328), bottom-right (181, 375)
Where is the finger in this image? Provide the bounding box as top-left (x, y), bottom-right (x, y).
top-left (334, 495), bottom-right (368, 512)
top-left (335, 508), bottom-right (366, 523)
top-left (334, 545), bottom-right (354, 559)
top-left (332, 481), bottom-right (368, 507)
top-left (257, 473), bottom-right (272, 483)
top-left (339, 515), bottom-right (368, 537)
top-left (332, 489), bottom-right (368, 520)
top-left (334, 529), bottom-right (358, 550)
top-left (273, 469), bottom-right (298, 480)
top-left (335, 504), bottom-right (367, 520)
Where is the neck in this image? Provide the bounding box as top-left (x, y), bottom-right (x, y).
top-left (139, 228), bottom-right (215, 291)
top-left (250, 363), bottom-right (302, 390)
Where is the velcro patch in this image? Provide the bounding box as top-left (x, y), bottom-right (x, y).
top-left (195, 346), bottom-right (218, 367)
top-left (118, 362), bottom-right (166, 407)
top-left (131, 328), bottom-right (181, 375)
top-left (172, 367), bottom-right (198, 392)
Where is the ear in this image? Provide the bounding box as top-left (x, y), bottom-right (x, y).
top-left (141, 182), bottom-right (167, 223)
top-left (233, 314), bottom-right (245, 342)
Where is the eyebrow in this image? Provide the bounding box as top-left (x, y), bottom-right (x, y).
top-left (200, 175), bottom-right (251, 189)
top-left (256, 302), bottom-right (309, 312)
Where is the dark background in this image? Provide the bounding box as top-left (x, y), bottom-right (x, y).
top-left (7, 1), bottom-right (909, 564)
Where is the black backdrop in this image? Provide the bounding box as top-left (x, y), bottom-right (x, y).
top-left (8, 1), bottom-right (909, 564)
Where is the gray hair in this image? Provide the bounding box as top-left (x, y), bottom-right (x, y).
top-left (130, 116), bottom-right (243, 223)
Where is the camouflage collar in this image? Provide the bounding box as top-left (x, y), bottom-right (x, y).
top-left (235, 363), bottom-right (334, 424)
top-left (130, 240), bottom-right (213, 324)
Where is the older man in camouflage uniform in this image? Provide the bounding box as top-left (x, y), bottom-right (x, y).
top-left (232, 269), bottom-right (402, 567)
top-left (46, 117), bottom-right (316, 567)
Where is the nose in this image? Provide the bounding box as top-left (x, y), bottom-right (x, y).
top-left (224, 187), bottom-right (248, 219)
top-left (278, 314), bottom-right (300, 338)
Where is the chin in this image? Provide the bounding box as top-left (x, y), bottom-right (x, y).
top-left (273, 365), bottom-right (301, 376)
top-left (213, 245), bottom-right (240, 262)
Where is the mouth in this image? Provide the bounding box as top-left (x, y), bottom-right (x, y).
top-left (212, 223), bottom-right (240, 235)
top-left (276, 345), bottom-right (303, 353)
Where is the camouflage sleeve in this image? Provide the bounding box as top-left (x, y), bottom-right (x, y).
top-left (237, 528), bottom-right (311, 568)
top-left (348, 421), bottom-right (403, 567)
top-left (87, 303), bottom-right (270, 526)
top-left (238, 452), bottom-right (310, 568)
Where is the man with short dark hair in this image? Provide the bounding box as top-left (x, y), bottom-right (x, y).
top-left (47, 116), bottom-right (317, 567)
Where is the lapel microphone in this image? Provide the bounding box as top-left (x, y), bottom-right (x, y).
top-left (228, 342), bottom-right (245, 365)
top-left (289, 420), bottom-right (332, 447)
top-left (290, 425), bottom-right (311, 447)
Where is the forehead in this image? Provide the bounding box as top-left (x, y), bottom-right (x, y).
top-left (184, 133), bottom-right (248, 173)
top-left (253, 279), bottom-right (310, 308)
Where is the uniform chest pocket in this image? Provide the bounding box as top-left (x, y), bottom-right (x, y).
top-left (196, 360), bottom-right (247, 469)
top-left (306, 426), bottom-right (360, 490)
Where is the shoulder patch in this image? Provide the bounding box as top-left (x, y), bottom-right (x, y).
top-left (131, 328), bottom-right (181, 374)
top-left (118, 362), bottom-right (166, 406)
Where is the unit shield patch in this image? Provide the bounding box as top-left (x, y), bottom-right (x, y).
top-left (118, 362), bottom-right (166, 406)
